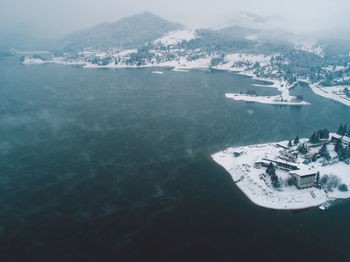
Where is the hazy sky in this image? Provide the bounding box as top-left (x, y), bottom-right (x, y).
top-left (1, 0), bottom-right (349, 38)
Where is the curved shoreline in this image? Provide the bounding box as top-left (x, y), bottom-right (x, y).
top-left (211, 139), bottom-right (350, 211)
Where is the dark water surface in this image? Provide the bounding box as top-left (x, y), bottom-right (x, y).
top-left (0, 57), bottom-right (349, 262)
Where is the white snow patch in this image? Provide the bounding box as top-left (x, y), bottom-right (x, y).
top-left (294, 40), bottom-right (325, 57)
top-left (153, 30), bottom-right (197, 46)
top-left (245, 34), bottom-right (259, 41)
top-left (118, 49), bottom-right (137, 57)
top-left (225, 93), bottom-right (310, 106)
top-left (22, 57), bottom-right (46, 64)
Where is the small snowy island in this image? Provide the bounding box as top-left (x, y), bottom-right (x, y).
top-left (225, 76), bottom-right (310, 106)
top-left (212, 125), bottom-right (350, 210)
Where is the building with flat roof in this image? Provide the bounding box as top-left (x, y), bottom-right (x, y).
top-left (289, 168), bottom-right (317, 189)
top-left (331, 134), bottom-right (350, 145)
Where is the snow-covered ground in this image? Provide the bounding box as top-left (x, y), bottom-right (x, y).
top-left (214, 53), bottom-right (273, 71)
top-left (22, 58), bottom-right (47, 64)
top-left (226, 73), bottom-right (309, 106)
top-left (117, 49), bottom-right (137, 57)
top-left (294, 40), bottom-right (325, 57)
top-left (23, 56), bottom-right (86, 66)
top-left (309, 84), bottom-right (350, 107)
top-left (208, 53), bottom-right (310, 106)
top-left (212, 137), bottom-right (350, 210)
top-left (225, 93), bottom-right (310, 106)
top-left (153, 30), bottom-right (197, 46)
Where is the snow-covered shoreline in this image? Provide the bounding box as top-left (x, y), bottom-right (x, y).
top-left (22, 53), bottom-right (309, 106)
top-left (309, 83), bottom-right (350, 107)
top-left (224, 71), bottom-right (309, 106)
top-left (225, 93), bottom-right (310, 106)
top-left (212, 137), bottom-right (350, 210)
top-left (23, 50), bottom-right (350, 108)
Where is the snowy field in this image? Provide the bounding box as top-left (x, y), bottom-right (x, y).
top-left (153, 30), bottom-right (197, 46)
top-left (212, 137), bottom-right (350, 210)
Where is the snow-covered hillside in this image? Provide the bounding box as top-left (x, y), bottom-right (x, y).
top-left (153, 30), bottom-right (197, 46)
top-left (294, 40), bottom-right (325, 57)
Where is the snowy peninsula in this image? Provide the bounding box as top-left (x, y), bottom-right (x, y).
top-left (212, 128), bottom-right (350, 210)
top-left (309, 84), bottom-right (350, 107)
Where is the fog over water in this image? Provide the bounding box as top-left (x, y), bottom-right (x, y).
top-left (1, 1), bottom-right (350, 261)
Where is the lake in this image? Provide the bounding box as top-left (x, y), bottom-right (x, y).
top-left (0, 56), bottom-right (349, 262)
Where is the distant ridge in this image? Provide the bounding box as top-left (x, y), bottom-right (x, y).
top-left (62, 12), bottom-right (184, 51)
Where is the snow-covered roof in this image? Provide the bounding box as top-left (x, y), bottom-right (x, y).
top-left (290, 166), bottom-right (317, 177)
top-left (331, 134), bottom-right (342, 139)
top-left (331, 134), bottom-right (350, 143)
top-left (342, 136), bottom-right (350, 143)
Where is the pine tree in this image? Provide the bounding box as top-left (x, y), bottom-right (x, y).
top-left (271, 175), bottom-right (280, 188)
top-left (288, 175), bottom-right (297, 186)
top-left (288, 140), bottom-right (292, 147)
top-left (335, 139), bottom-right (343, 153)
top-left (319, 144), bottom-right (327, 156)
top-left (337, 124), bottom-right (344, 135)
top-left (339, 146), bottom-right (350, 161)
top-left (317, 129), bottom-right (329, 140)
top-left (266, 163), bottom-right (280, 188)
top-left (309, 132), bottom-right (320, 144)
top-left (319, 144), bottom-right (331, 160)
top-left (294, 136), bottom-right (299, 145)
top-left (337, 124), bottom-right (347, 136)
top-left (266, 162), bottom-right (276, 177)
top-left (323, 129), bottom-right (330, 139)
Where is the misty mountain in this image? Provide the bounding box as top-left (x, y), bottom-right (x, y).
top-left (36, 11), bottom-right (350, 88)
top-left (59, 11), bottom-right (301, 55)
top-left (62, 12), bottom-right (183, 51)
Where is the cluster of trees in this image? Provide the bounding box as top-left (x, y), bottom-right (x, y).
top-left (210, 57), bottom-right (225, 67)
top-left (294, 95), bottom-right (304, 102)
top-left (287, 175), bottom-right (297, 186)
top-left (309, 129), bottom-right (330, 143)
top-left (344, 87), bottom-right (350, 97)
top-left (337, 123), bottom-right (348, 136)
top-left (90, 57), bottom-right (112, 66)
top-left (126, 47), bottom-right (154, 66)
top-left (266, 163), bottom-right (280, 188)
top-left (288, 136), bottom-right (300, 147)
top-left (297, 143), bottom-right (308, 154)
top-left (320, 174), bottom-right (348, 192)
top-left (334, 139), bottom-right (350, 161)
